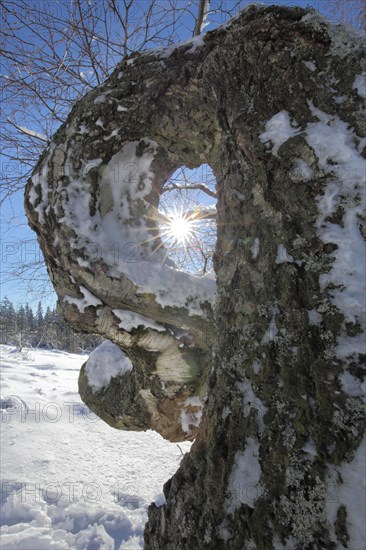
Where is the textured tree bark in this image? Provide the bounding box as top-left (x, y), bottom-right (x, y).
top-left (25, 5), bottom-right (365, 547)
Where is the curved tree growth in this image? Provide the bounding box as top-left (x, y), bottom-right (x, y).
top-left (25, 5), bottom-right (365, 548)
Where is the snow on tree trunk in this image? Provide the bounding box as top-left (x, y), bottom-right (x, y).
top-left (25, 5), bottom-right (365, 547)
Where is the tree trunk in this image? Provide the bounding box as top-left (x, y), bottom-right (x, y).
top-left (25, 5), bottom-right (365, 547)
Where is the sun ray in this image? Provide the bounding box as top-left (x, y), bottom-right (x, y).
top-left (159, 210), bottom-right (198, 250)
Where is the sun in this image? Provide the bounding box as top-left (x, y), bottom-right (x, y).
top-left (168, 215), bottom-right (194, 243)
top-left (160, 211), bottom-right (196, 247)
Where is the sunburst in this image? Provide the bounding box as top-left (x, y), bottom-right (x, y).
top-left (159, 210), bottom-right (197, 249)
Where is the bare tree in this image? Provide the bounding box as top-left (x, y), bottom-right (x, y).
top-left (1, 0), bottom-right (233, 203)
top-left (1, 0), bottom-right (244, 284)
top-left (1, 0), bottom-right (364, 289)
top-left (1, 0), bottom-right (364, 199)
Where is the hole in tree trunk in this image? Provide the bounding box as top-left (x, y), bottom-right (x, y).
top-left (158, 164), bottom-right (217, 274)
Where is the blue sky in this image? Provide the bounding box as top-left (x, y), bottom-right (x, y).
top-left (1, 0), bottom-right (364, 310)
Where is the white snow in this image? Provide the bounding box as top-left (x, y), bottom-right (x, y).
top-left (275, 244), bottom-right (294, 264)
top-left (134, 265), bottom-right (215, 315)
top-left (259, 111), bottom-right (300, 156)
top-left (63, 286), bottom-right (102, 313)
top-left (252, 359), bottom-right (262, 375)
top-left (305, 104), bottom-right (366, 326)
top-left (299, 11), bottom-right (364, 61)
top-left (7, 116), bottom-right (47, 142)
top-left (38, 137), bottom-right (215, 318)
top-left (84, 341), bottom-right (133, 393)
top-left (0, 345), bottom-right (191, 549)
top-left (236, 379), bottom-right (267, 433)
top-left (307, 309), bottom-right (322, 326)
top-left (77, 257), bottom-right (90, 268)
top-left (302, 99), bottom-right (366, 547)
top-left (180, 397), bottom-right (203, 435)
top-left (353, 73), bottom-right (366, 99)
top-left (113, 309), bottom-right (166, 333)
top-left (251, 238), bottom-right (260, 260)
top-left (117, 105), bottom-right (128, 112)
top-left (336, 332), bottom-right (366, 360)
top-left (183, 34), bottom-right (205, 54)
top-left (218, 520), bottom-right (232, 543)
top-left (222, 406), bottom-right (231, 420)
top-left (94, 94), bottom-right (107, 104)
top-left (103, 129), bottom-right (120, 141)
top-left (303, 60), bottom-right (316, 72)
top-left (14, 124), bottom-right (48, 142)
top-left (28, 145), bottom-right (56, 224)
top-left (143, 34), bottom-right (205, 62)
top-left (291, 159), bottom-right (313, 182)
top-left (225, 437), bottom-right (262, 512)
top-left (339, 370), bottom-right (365, 400)
top-left (302, 438), bottom-right (317, 459)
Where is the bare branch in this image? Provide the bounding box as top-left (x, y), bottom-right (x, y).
top-left (163, 182), bottom-right (217, 198)
top-left (6, 118), bottom-right (48, 142)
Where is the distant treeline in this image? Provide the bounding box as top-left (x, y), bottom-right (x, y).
top-left (0, 297), bottom-right (102, 353)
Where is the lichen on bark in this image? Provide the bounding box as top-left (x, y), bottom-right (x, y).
top-left (25, 4), bottom-right (365, 548)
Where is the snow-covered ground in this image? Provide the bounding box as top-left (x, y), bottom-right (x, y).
top-left (0, 345), bottom-right (191, 549)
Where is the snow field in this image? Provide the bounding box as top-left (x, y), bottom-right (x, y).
top-left (0, 345), bottom-right (191, 549)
